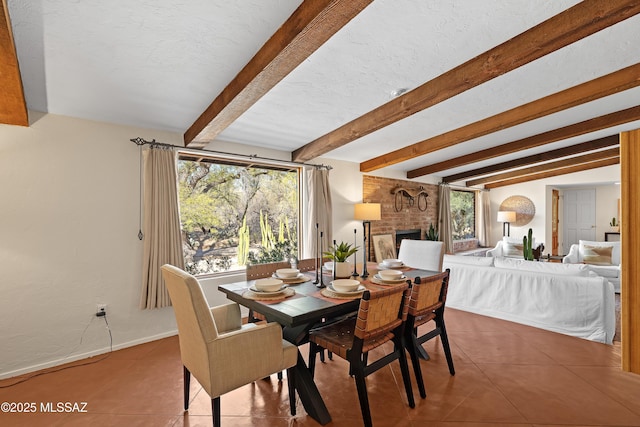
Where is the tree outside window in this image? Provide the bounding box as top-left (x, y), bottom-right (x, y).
top-left (177, 156), bottom-right (300, 276)
top-left (450, 190), bottom-right (475, 240)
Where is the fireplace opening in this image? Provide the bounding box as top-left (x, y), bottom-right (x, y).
top-left (395, 229), bottom-right (421, 253)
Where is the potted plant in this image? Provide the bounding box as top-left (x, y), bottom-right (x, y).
top-left (425, 223), bottom-right (439, 241)
top-left (610, 217), bottom-right (619, 232)
top-left (324, 241), bottom-right (359, 278)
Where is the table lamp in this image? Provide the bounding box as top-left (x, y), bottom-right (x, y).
top-left (354, 202), bottom-right (381, 278)
top-left (497, 211), bottom-right (516, 237)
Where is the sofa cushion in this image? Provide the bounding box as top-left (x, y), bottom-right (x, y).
top-left (443, 254), bottom-right (494, 267)
top-left (588, 264), bottom-right (619, 278)
top-left (503, 242), bottom-right (524, 257)
top-left (578, 240), bottom-right (620, 265)
top-left (494, 257), bottom-right (592, 276)
top-left (580, 243), bottom-right (613, 265)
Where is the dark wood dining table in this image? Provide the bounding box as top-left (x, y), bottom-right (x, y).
top-left (217, 265), bottom-right (439, 425)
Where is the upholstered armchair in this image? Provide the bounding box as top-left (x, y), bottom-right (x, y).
top-left (563, 240), bottom-right (621, 292)
top-left (486, 236), bottom-right (539, 258)
top-left (160, 264), bottom-right (298, 426)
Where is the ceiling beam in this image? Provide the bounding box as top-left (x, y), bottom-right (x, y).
top-left (0, 0), bottom-right (28, 126)
top-left (362, 62), bottom-right (640, 173)
top-left (408, 105), bottom-right (640, 179)
top-left (183, 0), bottom-right (372, 147)
top-left (484, 157), bottom-right (620, 189)
top-left (442, 135), bottom-right (619, 183)
top-left (466, 147), bottom-right (620, 186)
top-left (293, 0), bottom-right (640, 162)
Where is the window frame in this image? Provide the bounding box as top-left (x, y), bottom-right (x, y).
top-left (449, 189), bottom-right (476, 241)
top-left (177, 151), bottom-right (303, 278)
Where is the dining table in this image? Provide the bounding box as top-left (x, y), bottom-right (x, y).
top-left (217, 263), bottom-right (440, 425)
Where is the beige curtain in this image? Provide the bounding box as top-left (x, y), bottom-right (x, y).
top-left (140, 146), bottom-right (184, 309)
top-left (438, 184), bottom-right (454, 254)
top-left (303, 167), bottom-right (332, 259)
top-left (477, 190), bottom-right (491, 247)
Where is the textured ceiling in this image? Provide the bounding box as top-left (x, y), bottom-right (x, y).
top-left (6, 0), bottom-right (639, 181)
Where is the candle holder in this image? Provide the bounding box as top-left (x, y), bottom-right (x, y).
top-left (352, 228), bottom-right (359, 277)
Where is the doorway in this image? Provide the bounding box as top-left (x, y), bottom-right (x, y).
top-left (562, 188), bottom-right (596, 250)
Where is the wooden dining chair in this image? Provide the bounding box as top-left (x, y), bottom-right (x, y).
top-left (160, 264), bottom-right (298, 426)
top-left (308, 284), bottom-right (415, 427)
top-left (404, 269), bottom-right (454, 399)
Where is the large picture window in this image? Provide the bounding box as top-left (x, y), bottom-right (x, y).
top-left (177, 154), bottom-right (300, 276)
top-left (450, 190), bottom-right (475, 240)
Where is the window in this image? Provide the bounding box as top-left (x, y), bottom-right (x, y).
top-left (177, 154), bottom-right (300, 276)
top-left (450, 190), bottom-right (475, 240)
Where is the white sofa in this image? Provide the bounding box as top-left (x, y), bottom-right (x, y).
top-left (563, 240), bottom-right (621, 293)
top-left (486, 235), bottom-right (537, 258)
top-left (443, 255), bottom-right (616, 344)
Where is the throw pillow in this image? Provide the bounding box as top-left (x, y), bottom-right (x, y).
top-left (581, 244), bottom-right (613, 265)
top-left (503, 242), bottom-right (523, 257)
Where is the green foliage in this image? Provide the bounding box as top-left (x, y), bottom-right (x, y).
top-left (426, 223), bottom-right (439, 241)
top-left (260, 210), bottom-right (276, 250)
top-left (523, 228), bottom-right (534, 261)
top-left (610, 217), bottom-right (618, 226)
top-left (323, 241), bottom-right (359, 262)
top-left (177, 159), bottom-right (299, 275)
top-left (237, 216), bottom-right (250, 266)
top-left (450, 190), bottom-right (475, 240)
top-left (248, 239), bottom-right (296, 265)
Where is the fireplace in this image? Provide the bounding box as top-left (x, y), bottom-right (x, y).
top-left (395, 229), bottom-right (421, 253)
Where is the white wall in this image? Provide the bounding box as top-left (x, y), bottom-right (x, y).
top-left (0, 112), bottom-right (369, 378)
top-left (488, 165), bottom-right (620, 254)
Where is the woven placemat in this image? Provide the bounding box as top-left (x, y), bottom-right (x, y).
top-left (320, 287), bottom-right (364, 300)
top-left (272, 273), bottom-right (314, 284)
top-left (242, 287), bottom-right (295, 301)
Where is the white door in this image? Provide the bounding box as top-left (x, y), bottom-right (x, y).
top-left (563, 188), bottom-right (596, 251)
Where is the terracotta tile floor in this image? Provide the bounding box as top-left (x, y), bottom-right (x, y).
top-left (1, 308), bottom-right (639, 427)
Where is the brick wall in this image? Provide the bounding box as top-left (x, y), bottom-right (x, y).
top-left (362, 175), bottom-right (439, 248)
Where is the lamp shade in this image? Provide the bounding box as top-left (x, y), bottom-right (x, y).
top-left (354, 203), bottom-right (381, 221)
top-left (497, 211), bottom-right (516, 223)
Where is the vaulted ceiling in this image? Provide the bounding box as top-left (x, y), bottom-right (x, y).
top-left (3, 0), bottom-right (640, 187)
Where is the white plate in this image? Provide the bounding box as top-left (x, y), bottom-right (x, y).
top-left (249, 285), bottom-right (287, 295)
top-left (329, 284), bottom-right (365, 294)
top-left (273, 272), bottom-right (305, 280)
top-left (374, 274), bottom-right (407, 283)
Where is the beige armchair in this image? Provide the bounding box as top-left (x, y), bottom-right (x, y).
top-left (160, 264), bottom-right (298, 426)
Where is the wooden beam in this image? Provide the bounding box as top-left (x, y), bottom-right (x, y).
top-left (443, 135), bottom-right (619, 183)
top-left (293, 0), bottom-right (640, 162)
top-left (483, 157), bottom-right (620, 189)
top-left (0, 0), bottom-right (28, 126)
top-left (620, 128), bottom-right (640, 374)
top-left (466, 147), bottom-right (620, 186)
top-left (408, 105), bottom-right (640, 179)
top-left (362, 62), bottom-right (640, 173)
top-left (183, 0), bottom-right (372, 147)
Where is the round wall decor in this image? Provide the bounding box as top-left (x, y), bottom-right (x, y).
top-left (499, 195), bottom-right (535, 226)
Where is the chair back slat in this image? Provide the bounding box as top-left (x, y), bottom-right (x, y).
top-left (245, 261), bottom-right (290, 280)
top-left (409, 270), bottom-right (450, 317)
top-left (355, 285), bottom-right (409, 340)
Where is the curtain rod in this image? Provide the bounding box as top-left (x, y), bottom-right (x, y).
top-left (130, 137), bottom-right (332, 170)
top-left (441, 182), bottom-right (489, 192)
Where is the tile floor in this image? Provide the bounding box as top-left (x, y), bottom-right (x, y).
top-left (1, 308), bottom-right (639, 427)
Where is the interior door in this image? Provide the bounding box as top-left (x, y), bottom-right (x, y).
top-left (552, 189), bottom-right (559, 255)
top-left (563, 188), bottom-right (596, 251)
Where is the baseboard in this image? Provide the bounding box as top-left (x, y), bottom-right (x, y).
top-left (0, 329), bottom-right (178, 380)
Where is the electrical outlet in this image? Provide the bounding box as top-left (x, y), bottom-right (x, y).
top-left (96, 304), bottom-right (107, 314)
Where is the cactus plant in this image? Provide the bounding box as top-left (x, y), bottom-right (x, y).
top-left (523, 228), bottom-right (534, 261)
top-left (237, 216), bottom-right (250, 266)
